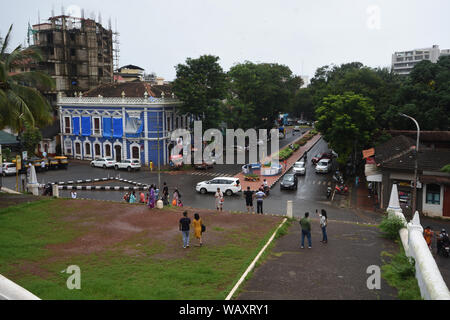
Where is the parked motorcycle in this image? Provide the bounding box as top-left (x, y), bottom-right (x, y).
top-left (263, 185), bottom-right (270, 196)
top-left (335, 184), bottom-right (349, 194)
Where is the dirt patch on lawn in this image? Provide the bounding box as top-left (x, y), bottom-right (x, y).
top-left (0, 193), bottom-right (43, 210)
top-left (46, 200), bottom-right (283, 260)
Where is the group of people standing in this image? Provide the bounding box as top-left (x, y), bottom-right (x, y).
top-left (242, 186), bottom-right (267, 214)
top-left (299, 209), bottom-right (328, 249)
top-left (179, 211), bottom-right (204, 249)
top-left (122, 182), bottom-right (183, 208)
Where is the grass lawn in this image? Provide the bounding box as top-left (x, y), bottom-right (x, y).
top-left (0, 199), bottom-right (283, 300)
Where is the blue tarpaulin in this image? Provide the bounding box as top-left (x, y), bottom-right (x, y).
top-left (113, 118), bottom-right (123, 138)
top-left (81, 117), bottom-right (91, 136)
top-left (103, 117), bottom-right (112, 138)
top-left (72, 117), bottom-right (80, 135)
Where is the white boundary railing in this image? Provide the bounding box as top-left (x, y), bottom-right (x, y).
top-left (0, 274), bottom-right (40, 300)
top-left (387, 184), bottom-right (450, 300)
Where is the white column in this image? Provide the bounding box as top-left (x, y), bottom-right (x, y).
top-left (122, 107), bottom-right (126, 160)
top-left (144, 108), bottom-right (149, 165)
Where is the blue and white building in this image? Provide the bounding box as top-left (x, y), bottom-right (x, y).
top-left (57, 85), bottom-right (190, 166)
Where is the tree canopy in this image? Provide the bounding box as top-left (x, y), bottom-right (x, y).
top-left (0, 25), bottom-right (54, 133)
top-left (172, 55), bottom-right (228, 129)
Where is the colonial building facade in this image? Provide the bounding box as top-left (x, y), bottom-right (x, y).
top-left (57, 91), bottom-right (189, 166)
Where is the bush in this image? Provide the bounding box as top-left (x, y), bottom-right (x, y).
top-left (381, 249), bottom-right (421, 300)
top-left (378, 216), bottom-right (405, 240)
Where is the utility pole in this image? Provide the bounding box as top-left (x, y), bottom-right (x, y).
top-left (399, 113), bottom-right (420, 215)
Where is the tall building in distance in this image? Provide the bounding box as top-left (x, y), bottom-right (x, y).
top-left (31, 15), bottom-right (115, 104)
top-left (391, 44), bottom-right (449, 75)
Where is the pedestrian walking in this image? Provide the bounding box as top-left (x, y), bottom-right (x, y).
top-left (71, 191), bottom-right (77, 199)
top-left (179, 211), bottom-right (191, 249)
top-left (243, 186), bottom-right (254, 214)
top-left (355, 176), bottom-right (359, 187)
top-left (424, 226), bottom-right (433, 250)
top-left (193, 213), bottom-right (203, 247)
top-left (129, 191), bottom-right (136, 203)
top-left (316, 209), bottom-right (328, 243)
top-left (254, 188), bottom-right (266, 214)
top-left (148, 185), bottom-right (156, 208)
top-left (139, 192), bottom-right (145, 203)
top-left (162, 182), bottom-right (169, 205)
top-left (215, 188), bottom-right (224, 211)
top-left (123, 191), bottom-right (130, 203)
top-left (173, 188), bottom-right (181, 206)
top-left (300, 212), bottom-right (312, 249)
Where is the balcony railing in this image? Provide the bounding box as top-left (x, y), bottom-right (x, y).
top-left (58, 96), bottom-right (182, 106)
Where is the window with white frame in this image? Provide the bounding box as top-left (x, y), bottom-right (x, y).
top-left (84, 142), bottom-right (91, 157)
top-left (426, 184), bottom-right (441, 205)
top-left (75, 142), bottom-right (81, 155)
top-left (105, 144), bottom-right (112, 158)
top-left (93, 117), bottom-right (101, 135)
top-left (64, 140), bottom-right (72, 155)
top-left (94, 143), bottom-right (101, 157)
top-left (64, 116), bottom-right (71, 134)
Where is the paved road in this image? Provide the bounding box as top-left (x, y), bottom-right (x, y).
top-left (237, 219), bottom-right (398, 300)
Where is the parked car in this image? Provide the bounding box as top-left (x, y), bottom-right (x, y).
top-left (194, 161), bottom-right (214, 170)
top-left (315, 158), bottom-right (332, 174)
top-left (311, 152), bottom-right (333, 165)
top-left (91, 157), bottom-right (116, 169)
top-left (114, 159), bottom-right (141, 171)
top-left (292, 160), bottom-right (306, 175)
top-left (280, 174), bottom-right (298, 190)
top-left (1, 162), bottom-right (16, 176)
top-left (196, 177), bottom-right (241, 196)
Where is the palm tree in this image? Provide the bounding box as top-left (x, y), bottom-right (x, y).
top-left (0, 24), bottom-right (54, 134)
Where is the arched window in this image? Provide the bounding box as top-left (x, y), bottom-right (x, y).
top-left (105, 144), bottom-right (112, 158)
top-left (94, 143), bottom-right (101, 157)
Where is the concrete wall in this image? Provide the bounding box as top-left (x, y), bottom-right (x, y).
top-left (422, 184), bottom-right (444, 217)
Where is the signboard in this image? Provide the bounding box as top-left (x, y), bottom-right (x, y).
top-left (22, 151), bottom-right (28, 161)
top-left (16, 155), bottom-right (21, 170)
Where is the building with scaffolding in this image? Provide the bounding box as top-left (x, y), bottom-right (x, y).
top-left (31, 15), bottom-right (115, 104)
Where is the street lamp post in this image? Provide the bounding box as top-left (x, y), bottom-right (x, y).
top-left (399, 113), bottom-right (420, 215)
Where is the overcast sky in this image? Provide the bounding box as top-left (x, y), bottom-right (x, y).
top-left (2, 0), bottom-right (449, 81)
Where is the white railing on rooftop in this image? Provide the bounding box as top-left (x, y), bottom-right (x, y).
top-left (58, 96), bottom-right (182, 105)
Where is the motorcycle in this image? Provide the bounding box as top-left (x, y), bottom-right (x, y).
top-left (326, 186), bottom-right (332, 199)
top-left (335, 184), bottom-right (349, 194)
top-left (263, 185), bottom-right (270, 196)
top-left (333, 171), bottom-right (344, 185)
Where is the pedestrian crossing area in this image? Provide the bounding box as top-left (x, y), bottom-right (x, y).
top-left (189, 171), bottom-right (237, 177)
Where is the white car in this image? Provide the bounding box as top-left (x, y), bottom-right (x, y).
top-left (196, 177), bottom-right (242, 196)
top-left (294, 126), bottom-right (300, 132)
top-left (91, 157), bottom-right (116, 169)
top-left (1, 162), bottom-right (16, 176)
top-left (315, 158), bottom-right (332, 174)
top-left (114, 159), bottom-right (141, 171)
top-left (292, 160), bottom-right (306, 175)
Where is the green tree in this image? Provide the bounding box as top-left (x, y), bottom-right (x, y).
top-left (227, 62), bottom-right (302, 129)
top-left (388, 57), bottom-right (450, 130)
top-left (0, 25), bottom-right (54, 132)
top-left (315, 92), bottom-right (376, 165)
top-left (22, 124), bottom-right (42, 157)
top-left (289, 87), bottom-right (315, 120)
top-left (173, 55), bottom-right (228, 129)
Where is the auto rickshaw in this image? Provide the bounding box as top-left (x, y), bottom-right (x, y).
top-left (54, 156), bottom-right (69, 169)
top-left (48, 157), bottom-right (59, 170)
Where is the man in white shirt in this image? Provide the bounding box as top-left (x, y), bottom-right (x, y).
top-left (254, 189), bottom-right (266, 214)
top-left (71, 191), bottom-right (77, 199)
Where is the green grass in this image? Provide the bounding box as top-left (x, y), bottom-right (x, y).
top-left (381, 247), bottom-right (422, 300)
top-left (0, 199), bottom-right (282, 300)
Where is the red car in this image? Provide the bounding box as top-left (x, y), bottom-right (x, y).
top-left (311, 152), bottom-right (333, 165)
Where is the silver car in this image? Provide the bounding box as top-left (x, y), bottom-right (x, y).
top-left (292, 161), bottom-right (306, 175)
top-left (315, 159), bottom-right (332, 174)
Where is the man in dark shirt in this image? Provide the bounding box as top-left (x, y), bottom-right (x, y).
top-left (179, 211), bottom-right (191, 249)
top-left (243, 186), bottom-right (254, 214)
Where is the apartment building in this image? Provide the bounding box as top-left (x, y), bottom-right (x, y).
top-left (391, 44), bottom-right (449, 75)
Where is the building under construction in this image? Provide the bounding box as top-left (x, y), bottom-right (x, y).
top-left (31, 15), bottom-right (115, 102)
